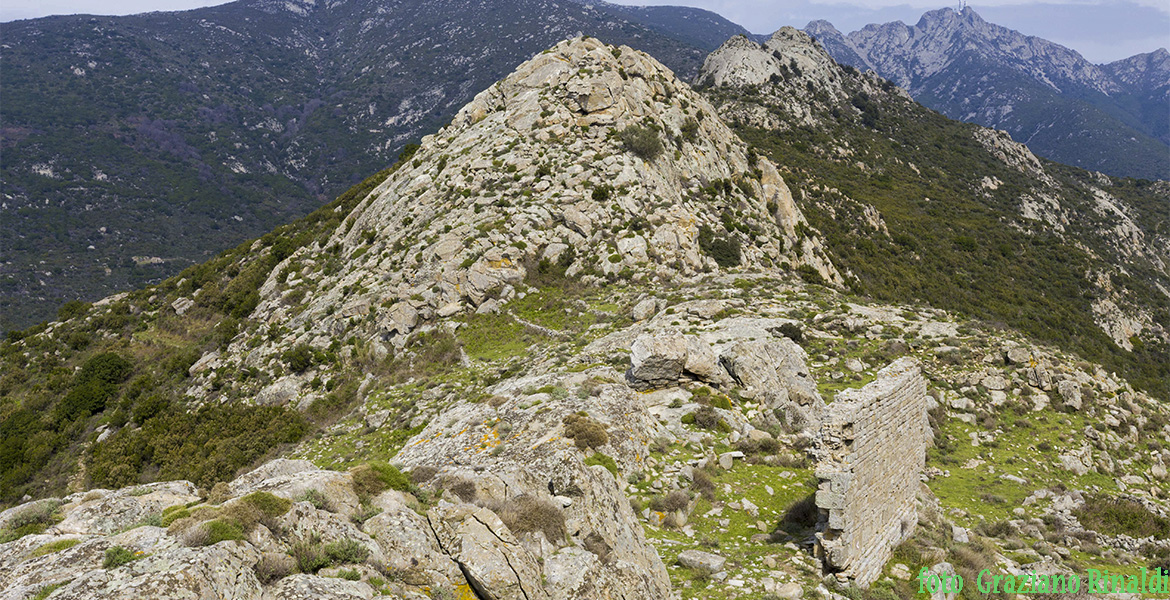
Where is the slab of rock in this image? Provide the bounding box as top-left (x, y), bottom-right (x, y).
top-left (631, 298), bottom-right (658, 321)
top-left (1057, 380), bottom-right (1082, 409)
top-left (54, 481), bottom-right (200, 536)
top-left (262, 574), bottom-right (375, 600)
top-left (629, 333), bottom-right (687, 386)
top-left (719, 338), bottom-right (823, 428)
top-left (677, 549), bottom-right (726, 573)
top-left (48, 541), bottom-right (264, 600)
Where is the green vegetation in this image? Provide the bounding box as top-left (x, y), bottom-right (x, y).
top-left (716, 75), bottom-right (1169, 397)
top-left (31, 582), bottom-right (68, 600)
top-left (102, 546), bottom-right (140, 569)
top-left (30, 538), bottom-right (81, 557)
top-left (697, 225), bottom-right (741, 268)
top-left (0, 158), bottom-right (408, 504)
top-left (0, 501), bottom-right (61, 543)
top-left (1073, 495), bottom-right (1170, 539)
top-left (350, 461), bottom-right (414, 499)
top-left (618, 124), bottom-right (663, 160)
top-left (584, 452), bottom-right (619, 478)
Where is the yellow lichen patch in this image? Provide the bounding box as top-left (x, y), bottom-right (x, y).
top-left (474, 429), bottom-right (501, 453)
top-left (488, 258), bottom-right (514, 268)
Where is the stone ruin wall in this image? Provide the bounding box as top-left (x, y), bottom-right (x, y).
top-left (814, 357), bottom-right (928, 587)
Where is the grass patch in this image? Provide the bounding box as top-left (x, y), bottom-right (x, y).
top-left (30, 538), bottom-right (81, 557)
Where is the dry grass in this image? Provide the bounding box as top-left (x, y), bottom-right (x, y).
top-left (481, 495), bottom-right (566, 543)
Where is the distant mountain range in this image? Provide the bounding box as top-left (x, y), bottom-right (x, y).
top-left (806, 7), bottom-right (1170, 181)
top-left (0, 0), bottom-right (747, 332)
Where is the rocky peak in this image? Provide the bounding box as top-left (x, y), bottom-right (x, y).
top-left (1104, 47), bottom-right (1170, 96)
top-left (839, 7), bottom-right (1119, 95)
top-left (700, 27), bottom-right (853, 104)
top-left (194, 36), bottom-right (837, 400)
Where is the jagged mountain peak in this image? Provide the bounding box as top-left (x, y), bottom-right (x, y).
top-left (698, 27), bottom-right (880, 118)
top-left (200, 36), bottom-right (837, 399)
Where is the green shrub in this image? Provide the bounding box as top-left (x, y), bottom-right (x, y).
top-left (160, 507), bottom-right (190, 528)
top-left (619, 125), bottom-right (663, 160)
top-left (367, 462), bottom-right (413, 493)
top-left (57, 300), bottom-right (90, 322)
top-left (240, 491), bottom-right (292, 517)
top-left (282, 344), bottom-right (315, 374)
top-left (203, 519), bottom-right (245, 544)
top-left (584, 452), bottom-right (618, 478)
top-left (103, 546), bottom-right (140, 569)
top-left (323, 538), bottom-right (369, 564)
top-left (562, 413), bottom-right (609, 450)
top-left (338, 568), bottom-right (361, 581)
top-left (290, 536), bottom-right (329, 573)
top-left (297, 489), bottom-right (330, 511)
top-left (0, 501), bottom-right (61, 543)
top-left (31, 582), bottom-right (67, 600)
top-left (77, 353), bottom-right (133, 386)
top-left (777, 322), bottom-right (803, 343)
top-left (697, 226), bottom-right (741, 268)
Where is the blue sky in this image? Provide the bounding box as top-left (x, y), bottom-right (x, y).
top-left (1, 0), bottom-right (1166, 63)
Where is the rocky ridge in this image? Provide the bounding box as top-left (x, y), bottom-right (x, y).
top-left (697, 27), bottom-right (1170, 369)
top-left (182, 36), bottom-right (839, 408)
top-left (2, 29), bottom-right (1170, 600)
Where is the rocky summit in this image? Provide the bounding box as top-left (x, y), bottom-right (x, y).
top-left (805, 8), bottom-right (1170, 180)
top-left (1, 29), bottom-right (1169, 600)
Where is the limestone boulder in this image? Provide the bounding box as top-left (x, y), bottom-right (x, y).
top-left (629, 333), bottom-right (687, 387)
top-left (46, 541), bottom-right (263, 600)
top-left (53, 481), bottom-right (200, 536)
top-left (429, 503), bottom-right (550, 600)
top-left (677, 549), bottom-right (726, 573)
top-left (230, 462), bottom-right (360, 518)
top-left (719, 338), bottom-right (824, 428)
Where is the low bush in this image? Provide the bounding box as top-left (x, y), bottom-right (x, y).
top-left (290, 536), bottom-right (329, 573)
top-left (562, 413), bottom-right (609, 450)
top-left (323, 538), bottom-right (369, 565)
top-left (1073, 495), bottom-right (1170, 539)
top-left (102, 546), bottom-right (139, 569)
top-left (691, 469), bottom-right (716, 501)
top-left (254, 552), bottom-right (297, 584)
top-left (650, 490), bottom-right (690, 514)
top-left (240, 491), bottom-right (292, 517)
top-left (0, 501), bottom-right (61, 543)
top-left (619, 125), bottom-right (663, 160)
top-left (298, 489), bottom-right (330, 511)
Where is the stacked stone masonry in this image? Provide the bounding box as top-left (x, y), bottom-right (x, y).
top-left (814, 357), bottom-right (928, 587)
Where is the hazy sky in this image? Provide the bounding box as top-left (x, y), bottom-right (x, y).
top-left (1, 0), bottom-right (1166, 63)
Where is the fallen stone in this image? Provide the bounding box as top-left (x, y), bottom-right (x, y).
top-left (677, 549), bottom-right (725, 573)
